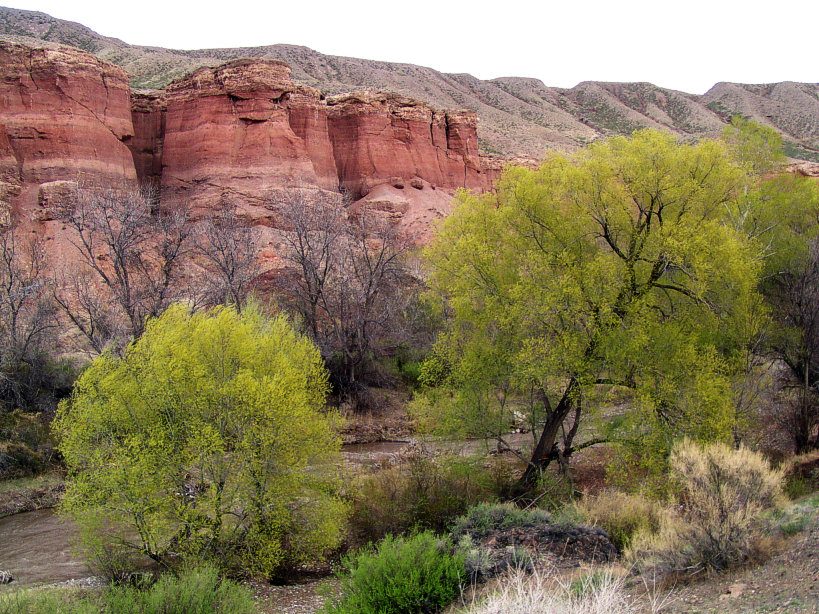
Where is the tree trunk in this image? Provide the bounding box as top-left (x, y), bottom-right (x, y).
top-left (517, 378), bottom-right (578, 488)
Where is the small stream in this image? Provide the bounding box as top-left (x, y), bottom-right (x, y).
top-left (0, 436), bottom-right (534, 587)
top-left (0, 508), bottom-right (90, 587)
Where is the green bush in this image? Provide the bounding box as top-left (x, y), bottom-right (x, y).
top-left (391, 342), bottom-right (425, 388)
top-left (102, 565), bottom-right (255, 614)
top-left (450, 503), bottom-right (551, 541)
top-left (348, 455), bottom-right (514, 544)
top-left (56, 304), bottom-right (346, 577)
top-left (323, 532), bottom-right (466, 614)
top-left (783, 451), bottom-right (819, 499)
top-left (0, 567), bottom-right (255, 614)
top-left (0, 589), bottom-right (97, 614)
top-left (455, 532), bottom-right (534, 584)
top-left (0, 410), bottom-right (59, 479)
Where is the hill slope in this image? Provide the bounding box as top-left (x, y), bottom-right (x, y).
top-left (2, 6), bottom-right (817, 161)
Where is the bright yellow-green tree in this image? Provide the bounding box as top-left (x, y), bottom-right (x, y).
top-left (420, 130), bottom-right (763, 485)
top-left (55, 304), bottom-right (346, 577)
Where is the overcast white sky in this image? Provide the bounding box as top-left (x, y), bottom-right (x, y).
top-left (3, 0), bottom-right (817, 94)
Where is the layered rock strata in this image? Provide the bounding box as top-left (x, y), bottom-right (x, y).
top-left (129, 60), bottom-right (498, 224)
top-left (326, 92), bottom-right (487, 198)
top-left (0, 42), bottom-right (136, 224)
top-left (1, 43), bottom-right (499, 246)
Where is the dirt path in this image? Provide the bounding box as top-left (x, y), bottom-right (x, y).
top-left (246, 578), bottom-right (335, 614)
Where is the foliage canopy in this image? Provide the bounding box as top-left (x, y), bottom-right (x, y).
top-left (56, 303), bottom-right (346, 576)
top-left (419, 129), bottom-right (763, 483)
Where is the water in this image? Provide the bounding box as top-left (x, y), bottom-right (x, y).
top-left (0, 445), bottom-right (411, 588)
top-left (0, 435), bottom-right (534, 587)
top-left (0, 508), bottom-right (91, 587)
top-left (341, 440), bottom-right (411, 467)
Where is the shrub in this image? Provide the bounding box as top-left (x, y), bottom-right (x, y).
top-left (632, 439), bottom-right (784, 576)
top-left (0, 410), bottom-right (59, 480)
top-left (783, 450), bottom-right (819, 499)
top-left (0, 566), bottom-right (255, 614)
top-left (76, 515), bottom-right (150, 584)
top-left (575, 491), bottom-right (664, 552)
top-left (348, 455), bottom-right (514, 544)
top-left (0, 589), bottom-right (98, 614)
top-left (456, 533), bottom-right (534, 584)
top-left (56, 304), bottom-right (346, 578)
top-left (103, 565), bottom-right (255, 614)
top-left (450, 503), bottom-right (551, 541)
top-left (323, 532), bottom-right (466, 614)
top-left (450, 503), bottom-right (555, 583)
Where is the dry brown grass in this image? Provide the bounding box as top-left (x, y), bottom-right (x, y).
top-left (457, 567), bottom-right (636, 614)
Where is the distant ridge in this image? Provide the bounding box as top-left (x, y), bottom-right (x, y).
top-left (1, 6), bottom-right (817, 161)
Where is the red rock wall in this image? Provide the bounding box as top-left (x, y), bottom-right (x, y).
top-left (0, 45), bottom-right (500, 241)
top-left (285, 88), bottom-right (339, 190)
top-left (0, 124), bottom-right (20, 226)
top-left (158, 59), bottom-right (339, 212)
top-left (326, 92), bottom-right (491, 198)
top-left (129, 92), bottom-right (165, 189)
top-left (0, 42), bottom-right (136, 222)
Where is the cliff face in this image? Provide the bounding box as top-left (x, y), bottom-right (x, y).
top-left (0, 44), bottom-right (497, 242)
top-left (156, 59), bottom-right (339, 210)
top-left (120, 57), bottom-right (496, 234)
top-left (326, 92), bottom-right (488, 198)
top-left (0, 42), bottom-right (136, 223)
top-left (3, 6), bottom-right (819, 164)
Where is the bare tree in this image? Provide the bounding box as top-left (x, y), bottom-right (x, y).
top-left (768, 241), bottom-right (819, 453)
top-left (53, 270), bottom-right (127, 355)
top-left (57, 184), bottom-right (192, 353)
top-left (0, 223), bottom-right (59, 411)
top-left (277, 190), bottom-right (412, 409)
top-left (330, 208), bottom-right (410, 395)
top-left (193, 199), bottom-right (260, 311)
top-left (277, 189), bottom-right (346, 339)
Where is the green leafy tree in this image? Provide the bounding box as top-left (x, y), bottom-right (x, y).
top-left (721, 116), bottom-right (819, 453)
top-left (755, 177), bottom-right (819, 453)
top-left (419, 130), bottom-right (762, 485)
top-left (722, 115), bottom-right (786, 177)
top-left (55, 303), bottom-right (346, 577)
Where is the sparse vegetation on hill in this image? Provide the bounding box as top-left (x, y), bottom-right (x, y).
top-left (1, 6), bottom-right (818, 161)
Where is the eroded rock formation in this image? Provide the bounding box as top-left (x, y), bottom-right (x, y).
top-left (0, 42), bottom-right (500, 248)
top-left (326, 92), bottom-right (487, 197)
top-left (155, 59), bottom-right (339, 211)
top-left (0, 42), bottom-right (136, 224)
top-left (123, 58), bottom-right (498, 237)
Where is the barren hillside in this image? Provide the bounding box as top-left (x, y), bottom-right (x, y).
top-left (1, 6), bottom-right (817, 161)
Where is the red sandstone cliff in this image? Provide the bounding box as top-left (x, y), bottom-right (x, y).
top-left (0, 42), bottom-right (136, 224)
top-left (326, 91), bottom-right (487, 198)
top-left (130, 59), bottom-right (498, 231)
top-left (0, 43), bottom-right (499, 244)
top-left (156, 59), bottom-right (339, 211)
